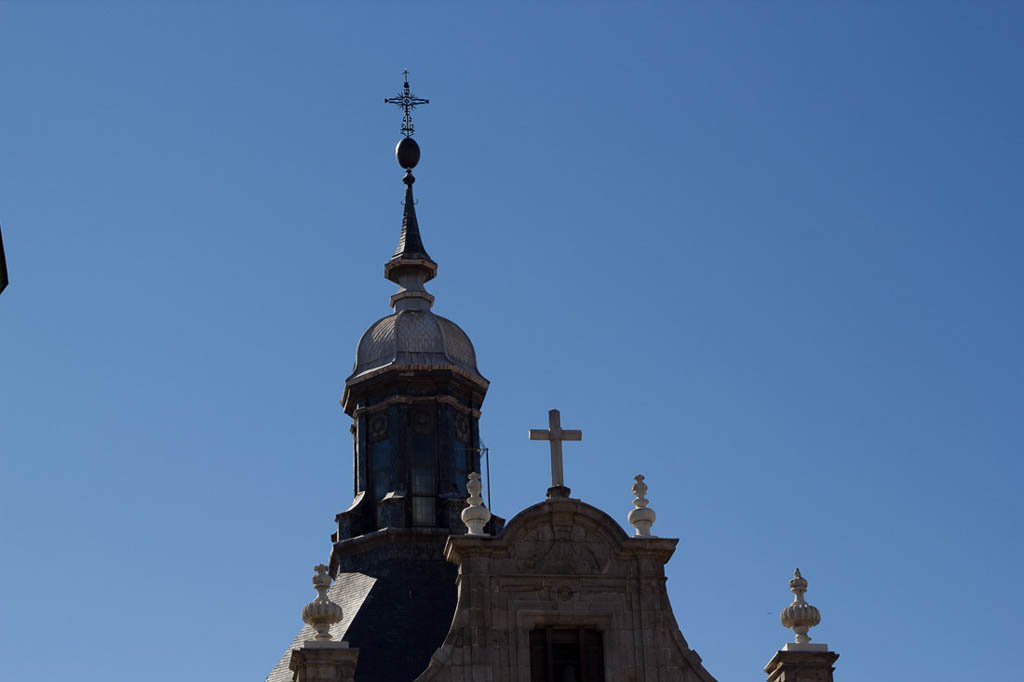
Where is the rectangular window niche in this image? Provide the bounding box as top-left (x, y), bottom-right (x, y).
top-left (517, 611), bottom-right (611, 682)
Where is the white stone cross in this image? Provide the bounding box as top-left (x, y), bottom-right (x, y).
top-left (529, 408), bottom-right (582, 490)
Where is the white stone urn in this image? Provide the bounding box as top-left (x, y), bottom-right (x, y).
top-left (780, 568), bottom-right (821, 644)
top-left (301, 564), bottom-right (344, 641)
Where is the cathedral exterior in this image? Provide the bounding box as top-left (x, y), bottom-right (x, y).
top-left (265, 87), bottom-right (840, 682)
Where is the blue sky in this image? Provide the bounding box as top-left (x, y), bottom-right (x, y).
top-left (1, 3), bottom-right (1021, 681)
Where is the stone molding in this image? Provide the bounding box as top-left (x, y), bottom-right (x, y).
top-left (764, 650), bottom-right (839, 682)
top-left (368, 413), bottom-right (389, 441)
top-left (343, 362), bottom-right (490, 410)
top-left (289, 644), bottom-right (360, 682)
top-left (329, 527), bottom-right (453, 574)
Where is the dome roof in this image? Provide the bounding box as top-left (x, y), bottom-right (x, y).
top-left (347, 309), bottom-right (487, 388)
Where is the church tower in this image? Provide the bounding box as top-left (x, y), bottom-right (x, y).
top-left (266, 73), bottom-right (496, 682)
top-left (268, 75), bottom-right (845, 682)
top-left (334, 104), bottom-right (490, 543)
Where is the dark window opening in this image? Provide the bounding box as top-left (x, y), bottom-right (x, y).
top-left (529, 627), bottom-right (604, 682)
top-left (410, 431), bottom-right (436, 526)
top-left (370, 440), bottom-right (393, 500)
top-left (454, 447), bottom-right (468, 495)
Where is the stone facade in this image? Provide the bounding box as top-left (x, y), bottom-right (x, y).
top-left (413, 497), bottom-right (719, 682)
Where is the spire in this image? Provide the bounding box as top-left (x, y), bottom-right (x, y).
top-left (391, 167), bottom-right (431, 262)
top-left (383, 72), bottom-right (437, 312)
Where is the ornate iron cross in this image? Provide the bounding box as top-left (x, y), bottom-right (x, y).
top-left (384, 69), bottom-right (429, 138)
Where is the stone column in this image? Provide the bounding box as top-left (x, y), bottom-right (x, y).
top-left (764, 649), bottom-right (839, 682)
top-left (289, 643), bottom-right (359, 682)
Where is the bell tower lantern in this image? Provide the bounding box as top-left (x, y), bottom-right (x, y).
top-left (334, 75), bottom-right (490, 542)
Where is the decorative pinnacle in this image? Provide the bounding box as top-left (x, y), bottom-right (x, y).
top-left (384, 69), bottom-right (429, 138)
top-left (391, 168), bottom-right (430, 260)
top-left (383, 71), bottom-right (436, 312)
top-left (780, 568), bottom-right (822, 645)
top-left (384, 164), bottom-right (437, 311)
top-left (627, 474), bottom-right (657, 537)
top-left (301, 564), bottom-right (344, 642)
top-left (461, 472), bottom-right (491, 535)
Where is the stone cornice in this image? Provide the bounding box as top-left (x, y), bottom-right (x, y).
top-left (333, 526), bottom-right (452, 554)
top-left (348, 393), bottom-right (482, 419)
top-left (342, 364), bottom-right (490, 412)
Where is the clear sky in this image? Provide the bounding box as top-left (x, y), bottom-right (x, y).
top-left (1, 3), bottom-right (1021, 681)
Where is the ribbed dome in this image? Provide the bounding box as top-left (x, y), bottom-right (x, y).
top-left (348, 309), bottom-right (487, 387)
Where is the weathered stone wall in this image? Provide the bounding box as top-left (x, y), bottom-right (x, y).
top-left (414, 498), bottom-right (719, 682)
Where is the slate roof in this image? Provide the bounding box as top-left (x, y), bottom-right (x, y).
top-left (348, 310), bottom-right (486, 387)
top-left (390, 177), bottom-right (432, 263)
top-left (265, 529), bottom-right (460, 682)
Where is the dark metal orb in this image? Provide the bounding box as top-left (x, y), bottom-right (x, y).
top-left (396, 136), bottom-right (420, 169)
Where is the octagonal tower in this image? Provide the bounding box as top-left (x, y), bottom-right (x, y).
top-left (334, 137), bottom-right (490, 542)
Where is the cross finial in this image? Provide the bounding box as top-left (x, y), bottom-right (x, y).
top-left (384, 69), bottom-right (429, 138)
top-left (528, 409), bottom-right (582, 499)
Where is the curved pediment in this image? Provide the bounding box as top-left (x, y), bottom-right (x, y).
top-left (445, 497), bottom-right (677, 577)
top-left (498, 499), bottom-right (629, 576)
top-left (424, 497), bottom-right (715, 682)
top-left (501, 498), bottom-right (630, 546)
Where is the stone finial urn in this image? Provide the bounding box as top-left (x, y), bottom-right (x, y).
top-left (627, 474), bottom-right (656, 537)
top-left (301, 564), bottom-right (344, 641)
top-left (461, 472), bottom-right (491, 535)
top-left (780, 568), bottom-right (821, 645)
